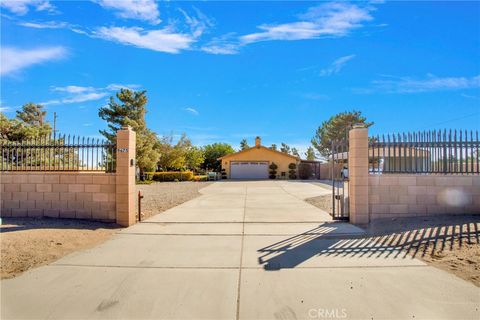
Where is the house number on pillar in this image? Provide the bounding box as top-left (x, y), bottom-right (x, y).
top-left (118, 148), bottom-right (128, 153)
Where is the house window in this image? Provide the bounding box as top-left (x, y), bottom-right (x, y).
top-left (281, 172), bottom-right (286, 177)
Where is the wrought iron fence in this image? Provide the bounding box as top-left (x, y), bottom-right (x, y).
top-left (369, 129), bottom-right (479, 175)
top-left (0, 134), bottom-right (116, 172)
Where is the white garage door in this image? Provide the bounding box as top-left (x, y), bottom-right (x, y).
top-left (230, 161), bottom-right (269, 179)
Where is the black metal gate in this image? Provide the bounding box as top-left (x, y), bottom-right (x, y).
top-left (331, 140), bottom-right (349, 220)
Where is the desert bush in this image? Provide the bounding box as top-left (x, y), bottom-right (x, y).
top-left (298, 163), bottom-right (313, 179)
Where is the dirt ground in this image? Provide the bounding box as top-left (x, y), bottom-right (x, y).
top-left (137, 181), bottom-right (212, 219)
top-left (305, 194), bottom-right (332, 214)
top-left (1, 182), bottom-right (211, 279)
top-left (1, 218), bottom-right (120, 279)
top-left (306, 194), bottom-right (480, 287)
top-left (364, 215), bottom-right (480, 286)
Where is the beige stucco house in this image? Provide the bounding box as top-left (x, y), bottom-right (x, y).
top-left (218, 137), bottom-right (300, 179)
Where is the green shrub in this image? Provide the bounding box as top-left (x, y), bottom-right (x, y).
top-left (298, 163), bottom-right (313, 179)
top-left (146, 171), bottom-right (194, 182)
top-left (288, 162), bottom-right (297, 179)
top-left (221, 168), bottom-right (227, 179)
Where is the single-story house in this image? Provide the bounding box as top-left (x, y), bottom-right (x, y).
top-left (218, 137), bottom-right (300, 179)
top-left (330, 147), bottom-right (431, 172)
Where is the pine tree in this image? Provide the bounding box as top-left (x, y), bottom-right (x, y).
top-left (16, 103), bottom-right (47, 126)
top-left (240, 139), bottom-right (249, 150)
top-left (280, 143), bottom-right (291, 154)
top-left (99, 89), bottom-right (160, 174)
top-left (311, 110), bottom-right (373, 157)
top-left (305, 146), bottom-right (316, 160)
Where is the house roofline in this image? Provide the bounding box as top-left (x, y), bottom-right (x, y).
top-left (218, 145), bottom-right (300, 161)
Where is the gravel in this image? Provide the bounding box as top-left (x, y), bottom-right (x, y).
top-left (305, 194), bottom-right (332, 214)
top-left (137, 181), bottom-right (212, 219)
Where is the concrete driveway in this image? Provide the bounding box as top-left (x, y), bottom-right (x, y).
top-left (2, 181), bottom-right (479, 319)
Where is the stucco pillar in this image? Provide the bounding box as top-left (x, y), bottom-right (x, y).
top-left (349, 126), bottom-right (369, 224)
top-left (116, 126), bottom-right (136, 227)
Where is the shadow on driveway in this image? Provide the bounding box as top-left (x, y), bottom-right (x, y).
top-left (0, 217), bottom-right (121, 233)
top-left (258, 215), bottom-right (480, 271)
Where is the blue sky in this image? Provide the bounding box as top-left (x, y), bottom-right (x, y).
top-left (1, 1), bottom-right (479, 153)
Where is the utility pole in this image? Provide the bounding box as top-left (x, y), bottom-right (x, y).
top-left (53, 112), bottom-right (58, 139)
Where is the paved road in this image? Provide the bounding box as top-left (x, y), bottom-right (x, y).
top-left (2, 181), bottom-right (479, 319)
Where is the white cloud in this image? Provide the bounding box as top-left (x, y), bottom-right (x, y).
top-left (96, 0), bottom-right (160, 24)
top-left (92, 8), bottom-right (211, 54)
top-left (18, 20), bottom-right (69, 29)
top-left (52, 85), bottom-right (96, 93)
top-left (0, 0), bottom-right (55, 15)
top-left (185, 107), bottom-right (199, 115)
top-left (201, 33), bottom-right (240, 55)
top-left (461, 93), bottom-right (479, 99)
top-left (1, 46), bottom-right (67, 76)
top-left (40, 92), bottom-right (108, 106)
top-left (43, 83), bottom-right (141, 106)
top-left (178, 7), bottom-right (213, 38)
top-left (240, 2), bottom-right (373, 44)
top-left (319, 54), bottom-right (356, 76)
top-left (201, 43), bottom-right (239, 55)
top-left (94, 26), bottom-right (194, 54)
top-left (17, 19), bottom-right (90, 35)
top-left (0, 106), bottom-right (13, 113)
top-left (372, 74), bottom-right (480, 93)
top-left (60, 92), bottom-right (108, 104)
top-left (201, 2), bottom-right (374, 55)
top-left (14, 6), bottom-right (209, 55)
top-left (105, 83), bottom-right (141, 91)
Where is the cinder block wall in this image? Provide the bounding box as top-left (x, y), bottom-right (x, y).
top-left (319, 163), bottom-right (343, 180)
top-left (0, 172), bottom-right (116, 221)
top-left (368, 175), bottom-right (480, 220)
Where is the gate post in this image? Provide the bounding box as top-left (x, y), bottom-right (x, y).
top-left (116, 126), bottom-right (136, 226)
top-left (349, 125), bottom-right (369, 224)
